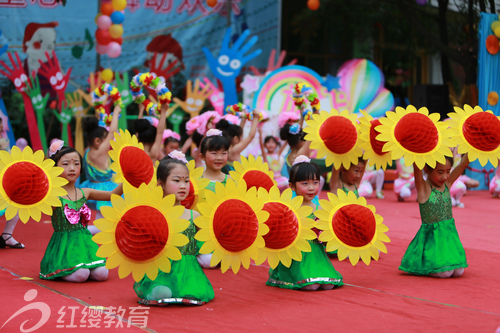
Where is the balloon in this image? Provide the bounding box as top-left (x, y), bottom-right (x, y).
top-left (307, 0), bottom-right (319, 10)
top-left (206, 0), bottom-right (217, 7)
top-left (95, 13), bottom-right (102, 23)
top-left (486, 35), bottom-right (499, 55)
top-left (95, 29), bottom-right (111, 45)
top-left (494, 26), bottom-right (500, 38)
top-left (491, 21), bottom-right (500, 31)
top-left (109, 24), bottom-right (123, 39)
top-left (97, 15), bottom-right (112, 30)
top-left (102, 68), bottom-right (114, 82)
top-left (110, 11), bottom-right (125, 24)
top-left (101, 3), bottom-right (113, 16)
top-left (96, 43), bottom-right (108, 55)
top-left (107, 42), bottom-right (122, 58)
top-left (111, 36), bottom-right (123, 45)
top-left (112, 0), bottom-right (127, 11)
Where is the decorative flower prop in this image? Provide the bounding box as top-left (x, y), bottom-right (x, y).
top-left (304, 109), bottom-right (364, 169)
top-left (376, 105), bottom-right (455, 169)
top-left (109, 129), bottom-right (155, 188)
top-left (92, 83), bottom-right (123, 127)
top-left (186, 116), bottom-right (202, 135)
top-left (316, 190), bottom-right (390, 266)
top-left (293, 82), bottom-right (321, 120)
top-left (194, 179), bottom-right (270, 274)
top-left (358, 110), bottom-right (393, 170)
top-left (180, 160), bottom-right (210, 209)
top-left (278, 111), bottom-right (300, 128)
top-left (93, 184), bottom-right (189, 281)
top-left (229, 154), bottom-right (277, 192)
top-left (254, 187), bottom-right (317, 268)
top-left (447, 105), bottom-right (500, 167)
top-left (130, 72), bottom-right (172, 108)
top-left (0, 146), bottom-right (68, 223)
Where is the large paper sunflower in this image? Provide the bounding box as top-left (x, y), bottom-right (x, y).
top-left (376, 105), bottom-right (454, 169)
top-left (0, 146), bottom-right (67, 223)
top-left (447, 105), bottom-right (500, 167)
top-left (109, 129), bottom-right (155, 188)
top-left (195, 179), bottom-right (270, 274)
top-left (316, 190), bottom-right (390, 266)
top-left (92, 183), bottom-right (189, 282)
top-left (229, 154), bottom-right (276, 192)
top-left (358, 110), bottom-right (393, 170)
top-left (304, 109), bottom-right (364, 169)
top-left (254, 187), bottom-right (317, 268)
top-left (181, 160), bottom-right (210, 209)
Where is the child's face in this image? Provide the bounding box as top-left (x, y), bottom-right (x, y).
top-left (159, 164), bottom-right (189, 203)
top-left (265, 139), bottom-right (278, 154)
top-left (341, 162), bottom-right (366, 185)
top-left (57, 152), bottom-right (81, 183)
top-left (291, 178), bottom-right (320, 202)
top-left (164, 141), bottom-right (180, 155)
top-left (202, 149), bottom-right (228, 171)
top-left (427, 160), bottom-right (452, 187)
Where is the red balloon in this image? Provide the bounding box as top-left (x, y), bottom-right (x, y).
top-left (307, 0), bottom-right (320, 10)
top-left (95, 29), bottom-right (111, 45)
top-left (101, 3), bottom-right (114, 16)
top-left (111, 36), bottom-right (123, 45)
top-left (206, 0), bottom-right (217, 7)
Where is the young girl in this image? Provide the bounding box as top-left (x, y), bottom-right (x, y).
top-left (267, 156), bottom-right (343, 290)
top-left (279, 123), bottom-right (311, 177)
top-left (258, 127), bottom-right (288, 191)
top-left (162, 130), bottom-right (181, 158)
top-left (394, 157), bottom-right (415, 202)
top-left (133, 152), bottom-right (214, 305)
top-left (329, 157), bottom-right (366, 197)
top-left (40, 141), bottom-right (123, 282)
top-left (399, 154), bottom-right (470, 278)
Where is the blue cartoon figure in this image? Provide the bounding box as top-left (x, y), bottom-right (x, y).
top-left (202, 28), bottom-right (261, 109)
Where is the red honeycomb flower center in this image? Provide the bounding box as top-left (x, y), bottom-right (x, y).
top-left (115, 206), bottom-right (168, 261)
top-left (332, 204), bottom-right (376, 247)
top-left (119, 146), bottom-right (154, 187)
top-left (213, 199), bottom-right (258, 252)
top-left (462, 112), bottom-right (500, 152)
top-left (394, 113), bottom-right (438, 153)
top-left (2, 162), bottom-right (49, 205)
top-left (369, 119), bottom-right (386, 155)
top-left (242, 170), bottom-right (275, 191)
top-left (181, 181), bottom-right (195, 209)
top-left (262, 202), bottom-right (299, 250)
top-left (319, 116), bottom-right (357, 154)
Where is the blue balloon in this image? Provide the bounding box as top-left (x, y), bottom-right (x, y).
top-left (110, 11), bottom-right (125, 24)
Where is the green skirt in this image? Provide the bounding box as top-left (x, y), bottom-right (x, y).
top-left (40, 228), bottom-right (105, 279)
top-left (133, 255), bottom-right (214, 305)
top-left (267, 240), bottom-right (343, 289)
top-left (399, 218), bottom-right (468, 275)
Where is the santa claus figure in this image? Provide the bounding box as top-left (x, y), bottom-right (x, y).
top-left (23, 21), bottom-right (58, 73)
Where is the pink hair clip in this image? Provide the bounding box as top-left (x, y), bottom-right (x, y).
top-left (48, 139), bottom-right (64, 157)
top-left (168, 150), bottom-right (188, 163)
top-left (163, 129), bottom-right (181, 141)
top-left (292, 155), bottom-right (311, 166)
top-left (206, 129), bottom-right (223, 137)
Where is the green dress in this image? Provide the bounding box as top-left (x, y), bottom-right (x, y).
top-left (399, 185), bottom-right (468, 275)
top-left (266, 211), bottom-right (343, 289)
top-left (133, 212), bottom-right (215, 305)
top-left (40, 191), bottom-right (106, 279)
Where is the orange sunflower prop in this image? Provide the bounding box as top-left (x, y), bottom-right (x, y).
top-left (376, 105), bottom-right (455, 169)
top-left (0, 146), bottom-right (68, 223)
top-left (316, 190), bottom-right (390, 266)
top-left (254, 187), bottom-right (317, 268)
top-left (109, 129), bottom-right (156, 188)
top-left (304, 109), bottom-right (364, 169)
top-left (358, 110), bottom-right (393, 170)
top-left (180, 160), bottom-right (210, 209)
top-left (194, 179), bottom-right (270, 274)
top-left (92, 184), bottom-right (189, 281)
top-left (229, 154), bottom-right (276, 191)
top-left (447, 105), bottom-right (500, 167)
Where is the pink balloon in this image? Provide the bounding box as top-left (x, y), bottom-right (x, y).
top-left (97, 15), bottom-right (112, 30)
top-left (107, 41), bottom-right (121, 58)
top-left (96, 43), bottom-right (108, 55)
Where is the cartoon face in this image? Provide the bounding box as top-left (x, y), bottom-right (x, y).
top-left (25, 27), bottom-right (56, 71)
top-left (13, 73), bottom-right (28, 93)
top-left (216, 52), bottom-right (242, 77)
top-left (169, 111), bottom-right (184, 124)
top-left (31, 95), bottom-right (44, 110)
top-left (185, 97), bottom-right (204, 113)
top-left (49, 71), bottom-right (66, 91)
top-left (147, 51), bottom-right (181, 81)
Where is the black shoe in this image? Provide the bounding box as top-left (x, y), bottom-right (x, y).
top-left (1, 233), bottom-right (25, 249)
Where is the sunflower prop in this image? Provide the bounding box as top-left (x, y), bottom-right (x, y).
top-left (447, 105), bottom-right (500, 167)
top-left (316, 190), bottom-right (390, 266)
top-left (180, 160), bottom-right (210, 209)
top-left (0, 146), bottom-right (68, 223)
top-left (358, 110), bottom-right (393, 170)
top-left (229, 154), bottom-right (276, 192)
top-left (194, 179), bottom-right (270, 274)
top-left (376, 105), bottom-right (455, 169)
top-left (254, 187), bottom-right (317, 268)
top-left (304, 109), bottom-right (364, 169)
top-left (92, 184), bottom-right (189, 282)
top-left (109, 129), bottom-right (156, 188)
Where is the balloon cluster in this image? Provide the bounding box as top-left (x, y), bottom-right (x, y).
top-left (92, 83), bottom-right (123, 126)
top-left (487, 20), bottom-right (500, 55)
top-left (95, 0), bottom-right (127, 58)
top-left (292, 82), bottom-right (320, 119)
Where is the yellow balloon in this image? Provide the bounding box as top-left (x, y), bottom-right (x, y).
top-left (109, 24), bottom-right (123, 39)
top-left (95, 13), bottom-right (102, 24)
top-left (112, 0), bottom-right (127, 11)
top-left (494, 26), bottom-right (500, 38)
top-left (491, 21), bottom-right (500, 31)
top-left (102, 68), bottom-right (113, 82)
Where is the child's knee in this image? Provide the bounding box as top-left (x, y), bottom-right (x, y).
top-left (320, 284), bottom-right (335, 290)
top-left (430, 270), bottom-right (454, 278)
top-left (90, 267), bottom-right (108, 281)
top-left (197, 254), bottom-right (216, 268)
top-left (452, 268), bottom-right (464, 277)
top-left (301, 283), bottom-right (320, 291)
top-left (65, 269), bottom-right (90, 282)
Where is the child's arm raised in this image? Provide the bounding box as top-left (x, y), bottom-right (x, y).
top-left (447, 153), bottom-right (469, 188)
top-left (231, 110), bottom-right (260, 156)
top-left (258, 127), bottom-right (267, 162)
top-left (148, 103), bottom-right (168, 162)
top-left (414, 163), bottom-right (430, 204)
top-left (96, 105), bottom-right (121, 155)
top-left (84, 183), bottom-right (123, 202)
top-left (329, 165), bottom-right (341, 194)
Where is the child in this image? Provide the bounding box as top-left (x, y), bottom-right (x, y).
top-left (358, 164), bottom-right (385, 199)
top-left (40, 141), bottom-right (123, 282)
top-left (490, 166), bottom-right (500, 198)
top-left (399, 154), bottom-right (470, 278)
top-left (162, 130), bottom-right (181, 157)
top-left (394, 157), bottom-right (415, 202)
top-left (267, 156), bottom-right (343, 290)
top-left (329, 157), bottom-right (366, 197)
top-left (135, 103), bottom-right (168, 163)
top-left (133, 152), bottom-right (214, 305)
top-left (258, 127), bottom-right (288, 191)
top-left (279, 123), bottom-right (311, 177)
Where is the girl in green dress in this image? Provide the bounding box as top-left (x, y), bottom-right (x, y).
top-left (133, 152), bottom-right (214, 305)
top-left (329, 156), bottom-right (366, 197)
top-left (267, 156), bottom-right (343, 290)
top-left (40, 141), bottom-right (123, 282)
top-left (399, 154), bottom-right (470, 278)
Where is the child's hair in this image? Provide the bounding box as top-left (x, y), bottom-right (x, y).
top-left (216, 119), bottom-right (242, 141)
top-left (82, 117), bottom-right (107, 146)
top-left (192, 130), bottom-right (204, 148)
top-left (341, 157), bottom-right (367, 171)
top-left (200, 135), bottom-right (230, 155)
top-left (156, 156), bottom-right (188, 183)
top-left (425, 156), bottom-right (454, 172)
top-left (264, 135), bottom-right (280, 146)
top-left (164, 137), bottom-right (180, 146)
top-left (280, 123), bottom-right (304, 147)
top-left (134, 119), bottom-right (156, 145)
top-left (289, 161), bottom-right (320, 184)
top-left (50, 146), bottom-right (83, 166)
